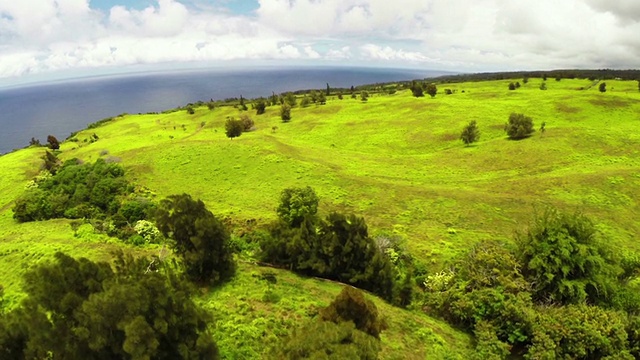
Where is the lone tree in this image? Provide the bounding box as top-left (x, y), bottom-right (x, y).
top-left (46, 135), bottom-right (60, 150)
top-left (539, 82), bottom-right (547, 90)
top-left (505, 113), bottom-right (535, 140)
top-left (280, 104), bottom-right (292, 122)
top-left (255, 98), bottom-right (266, 115)
top-left (155, 194), bottom-right (235, 284)
top-left (425, 83), bottom-right (438, 98)
top-left (460, 120), bottom-right (480, 146)
top-left (360, 91), bottom-right (369, 102)
top-left (599, 82), bottom-right (607, 93)
top-left (224, 117), bottom-right (244, 139)
top-left (508, 82), bottom-right (516, 91)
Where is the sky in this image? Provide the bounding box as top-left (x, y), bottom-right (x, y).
top-left (1, 0), bottom-right (639, 84)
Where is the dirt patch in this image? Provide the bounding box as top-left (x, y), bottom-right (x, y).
top-left (440, 132), bottom-right (459, 141)
top-left (589, 98), bottom-right (634, 108)
top-left (555, 103), bottom-right (581, 114)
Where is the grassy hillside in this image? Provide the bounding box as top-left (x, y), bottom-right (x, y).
top-left (1, 77), bottom-right (639, 358)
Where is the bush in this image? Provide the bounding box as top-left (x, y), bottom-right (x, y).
top-left (239, 114), bottom-right (255, 131)
top-left (504, 113), bottom-right (535, 139)
top-left (155, 193), bottom-right (235, 284)
top-left (599, 82), bottom-right (607, 93)
top-left (225, 117), bottom-right (244, 139)
top-left (516, 208), bottom-right (619, 305)
top-left (320, 287), bottom-right (387, 338)
top-left (280, 104), bottom-right (291, 122)
top-left (276, 186), bottom-right (319, 228)
top-left (460, 120), bottom-right (480, 146)
top-left (255, 98), bottom-right (266, 115)
top-left (426, 83), bottom-right (438, 98)
top-left (46, 135), bottom-right (60, 150)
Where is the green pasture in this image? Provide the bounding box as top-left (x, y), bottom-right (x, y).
top-left (1, 76), bottom-right (639, 358)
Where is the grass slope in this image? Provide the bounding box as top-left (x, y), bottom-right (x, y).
top-left (1, 77), bottom-right (639, 357)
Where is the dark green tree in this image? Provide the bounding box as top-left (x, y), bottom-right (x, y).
top-left (300, 95), bottom-right (311, 108)
top-left (46, 135), bottom-right (60, 150)
top-left (1, 252), bottom-right (219, 359)
top-left (326, 83), bottom-right (330, 96)
top-left (539, 82), bottom-right (547, 90)
top-left (509, 82), bottom-right (516, 90)
top-left (410, 81), bottom-right (424, 97)
top-left (280, 104), bottom-right (292, 122)
top-left (255, 98), bottom-right (266, 115)
top-left (320, 287), bottom-right (387, 339)
top-left (516, 208), bottom-right (619, 305)
top-left (360, 91), bottom-right (369, 102)
top-left (504, 113), bottom-right (535, 140)
top-left (318, 91), bottom-right (326, 105)
top-left (155, 194), bottom-right (235, 284)
top-left (460, 120), bottom-right (480, 146)
top-left (284, 92), bottom-right (297, 107)
top-left (599, 82), bottom-right (607, 93)
top-left (224, 117), bottom-right (244, 139)
top-left (523, 77), bottom-right (529, 84)
top-left (186, 105), bottom-right (195, 115)
top-left (238, 95), bottom-right (248, 111)
top-left (426, 83), bottom-right (438, 98)
top-left (276, 186), bottom-right (319, 228)
top-left (29, 137), bottom-right (40, 147)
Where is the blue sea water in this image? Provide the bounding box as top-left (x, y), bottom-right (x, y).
top-left (0, 66), bottom-right (448, 154)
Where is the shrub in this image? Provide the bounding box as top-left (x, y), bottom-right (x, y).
top-left (460, 120), bottom-right (480, 146)
top-left (599, 82), bottom-right (607, 93)
top-left (240, 114), bottom-right (255, 131)
top-left (508, 82), bottom-right (516, 90)
top-left (426, 83), bottom-right (438, 98)
top-left (539, 82), bottom-right (547, 90)
top-left (504, 113), bottom-right (535, 140)
top-left (360, 91), bottom-right (369, 102)
top-left (255, 98), bottom-right (266, 115)
top-left (280, 104), bottom-right (292, 122)
top-left (320, 287), bottom-right (387, 338)
top-left (225, 117), bottom-right (244, 139)
top-left (155, 193), bottom-right (235, 284)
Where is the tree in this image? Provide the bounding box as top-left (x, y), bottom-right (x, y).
top-left (515, 82), bottom-right (521, 88)
top-left (516, 208), bottom-right (619, 305)
top-left (46, 135), bottom-right (60, 150)
top-left (2, 252), bottom-right (219, 359)
top-left (255, 98), bottom-right (266, 115)
top-left (284, 92), bottom-right (297, 107)
top-left (360, 91), bottom-right (369, 102)
top-left (224, 117), bottom-right (243, 139)
top-left (504, 113), bottom-right (535, 140)
top-left (318, 91), bottom-right (326, 105)
top-left (155, 194), bottom-right (235, 284)
top-left (326, 83), bottom-right (330, 96)
top-left (207, 101), bottom-right (215, 111)
top-left (637, 80), bottom-right (640, 92)
top-left (300, 95), bottom-right (311, 108)
top-left (410, 81), bottom-right (424, 97)
top-left (523, 77), bottom-right (529, 84)
top-left (539, 82), bottom-right (547, 90)
top-left (186, 105), bottom-right (195, 115)
top-left (599, 82), bottom-right (607, 93)
top-left (239, 95), bottom-right (248, 111)
top-left (280, 104), bottom-right (291, 122)
top-left (320, 287), bottom-right (387, 339)
top-left (508, 82), bottom-right (516, 91)
top-left (460, 120), bottom-right (480, 146)
top-left (337, 92), bottom-right (343, 100)
top-left (29, 137), bottom-right (40, 147)
top-left (276, 186), bottom-right (319, 228)
top-left (425, 83), bottom-right (438, 98)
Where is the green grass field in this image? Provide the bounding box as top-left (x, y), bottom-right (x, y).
top-left (1, 77), bottom-right (639, 358)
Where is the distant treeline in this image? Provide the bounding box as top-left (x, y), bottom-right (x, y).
top-left (425, 69), bottom-right (640, 83)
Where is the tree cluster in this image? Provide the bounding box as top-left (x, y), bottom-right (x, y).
top-left (423, 208), bottom-right (640, 359)
top-left (260, 187), bottom-right (409, 304)
top-left (0, 252), bottom-right (218, 359)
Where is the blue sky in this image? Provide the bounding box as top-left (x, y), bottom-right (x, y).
top-left (1, 0), bottom-right (639, 84)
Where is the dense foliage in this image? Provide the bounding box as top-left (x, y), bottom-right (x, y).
top-left (424, 209), bottom-right (640, 358)
top-left (0, 252), bottom-right (218, 359)
top-left (13, 157), bottom-right (130, 222)
top-left (261, 187), bottom-right (402, 303)
top-left (155, 194), bottom-right (235, 285)
top-left (224, 117), bottom-right (244, 139)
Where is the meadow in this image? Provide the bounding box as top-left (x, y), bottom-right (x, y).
top-left (1, 76), bottom-right (639, 358)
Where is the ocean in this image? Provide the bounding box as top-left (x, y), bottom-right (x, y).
top-left (0, 66), bottom-right (448, 154)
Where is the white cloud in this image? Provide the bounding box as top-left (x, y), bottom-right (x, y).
top-left (1, 0), bottom-right (640, 81)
